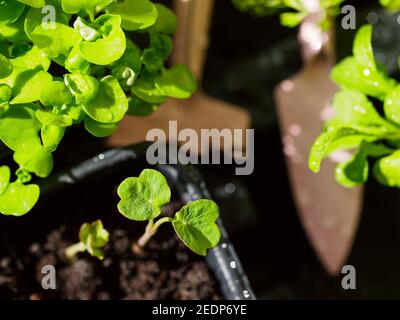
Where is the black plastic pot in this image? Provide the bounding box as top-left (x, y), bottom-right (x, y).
top-left (37, 143), bottom-right (256, 300)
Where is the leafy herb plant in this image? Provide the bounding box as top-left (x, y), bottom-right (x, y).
top-left (0, 0), bottom-right (197, 216)
top-left (309, 24), bottom-right (400, 188)
top-left (232, 0), bottom-right (343, 29)
top-left (65, 220), bottom-right (110, 261)
top-left (117, 169), bottom-right (221, 256)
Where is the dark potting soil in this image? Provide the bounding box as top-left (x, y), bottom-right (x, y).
top-left (0, 199), bottom-right (221, 300)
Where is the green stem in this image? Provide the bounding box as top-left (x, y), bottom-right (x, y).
top-left (134, 217), bottom-right (174, 250)
top-left (65, 242), bottom-right (86, 262)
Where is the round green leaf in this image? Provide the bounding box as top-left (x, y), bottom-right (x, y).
top-left (172, 199), bottom-right (221, 256)
top-left (0, 103), bottom-right (42, 153)
top-left (117, 169), bottom-right (171, 221)
top-left (0, 182), bottom-right (40, 216)
top-left (14, 147), bottom-right (54, 178)
top-left (24, 0), bottom-right (71, 38)
top-left (155, 64), bottom-right (197, 99)
top-left (40, 81), bottom-right (73, 107)
top-left (10, 70), bottom-right (53, 105)
top-left (61, 0), bottom-right (114, 14)
top-left (79, 15), bottom-right (126, 66)
top-left (84, 116), bottom-right (118, 137)
top-left (0, 166), bottom-right (11, 196)
top-left (106, 0), bottom-right (158, 31)
top-left (64, 73), bottom-right (99, 104)
top-left (83, 75), bottom-right (128, 123)
top-left (36, 110), bottom-right (73, 127)
top-left (31, 22), bottom-right (81, 58)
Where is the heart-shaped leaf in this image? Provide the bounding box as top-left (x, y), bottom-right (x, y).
top-left (172, 199), bottom-right (221, 256)
top-left (117, 169), bottom-right (171, 221)
top-left (14, 147), bottom-right (54, 178)
top-left (79, 220), bottom-right (109, 260)
top-left (0, 182), bottom-right (40, 216)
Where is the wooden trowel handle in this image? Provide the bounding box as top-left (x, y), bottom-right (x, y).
top-left (172, 0), bottom-right (215, 83)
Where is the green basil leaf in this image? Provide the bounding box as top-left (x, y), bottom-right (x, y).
top-left (172, 199), bottom-right (221, 256)
top-left (0, 54), bottom-right (13, 79)
top-left (117, 169), bottom-right (171, 221)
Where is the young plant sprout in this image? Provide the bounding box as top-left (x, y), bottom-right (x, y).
top-left (117, 169), bottom-right (221, 256)
top-left (232, 0), bottom-right (344, 29)
top-left (309, 24), bottom-right (400, 188)
top-left (65, 220), bottom-right (110, 262)
top-left (0, 0), bottom-right (196, 216)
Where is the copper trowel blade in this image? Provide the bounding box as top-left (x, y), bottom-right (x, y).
top-left (274, 56), bottom-right (364, 275)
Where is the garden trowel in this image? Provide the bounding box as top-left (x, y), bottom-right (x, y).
top-left (274, 7), bottom-right (363, 275)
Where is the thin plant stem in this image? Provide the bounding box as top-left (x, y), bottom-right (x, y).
top-left (132, 217), bottom-right (174, 254)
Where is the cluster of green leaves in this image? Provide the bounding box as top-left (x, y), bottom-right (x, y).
top-left (309, 24), bottom-right (400, 188)
top-left (380, 0), bottom-right (400, 11)
top-left (232, 0), bottom-right (343, 29)
top-left (65, 220), bottom-right (110, 261)
top-left (117, 169), bottom-right (221, 256)
top-left (0, 0), bottom-right (197, 216)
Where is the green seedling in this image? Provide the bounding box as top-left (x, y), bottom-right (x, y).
top-left (232, 0), bottom-right (344, 29)
top-left (0, 0), bottom-right (196, 216)
top-left (117, 169), bottom-right (221, 256)
top-left (65, 220), bottom-right (110, 261)
top-left (309, 24), bottom-right (400, 188)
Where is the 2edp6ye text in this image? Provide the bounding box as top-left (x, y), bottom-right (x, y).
top-left (152, 304), bottom-right (247, 317)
